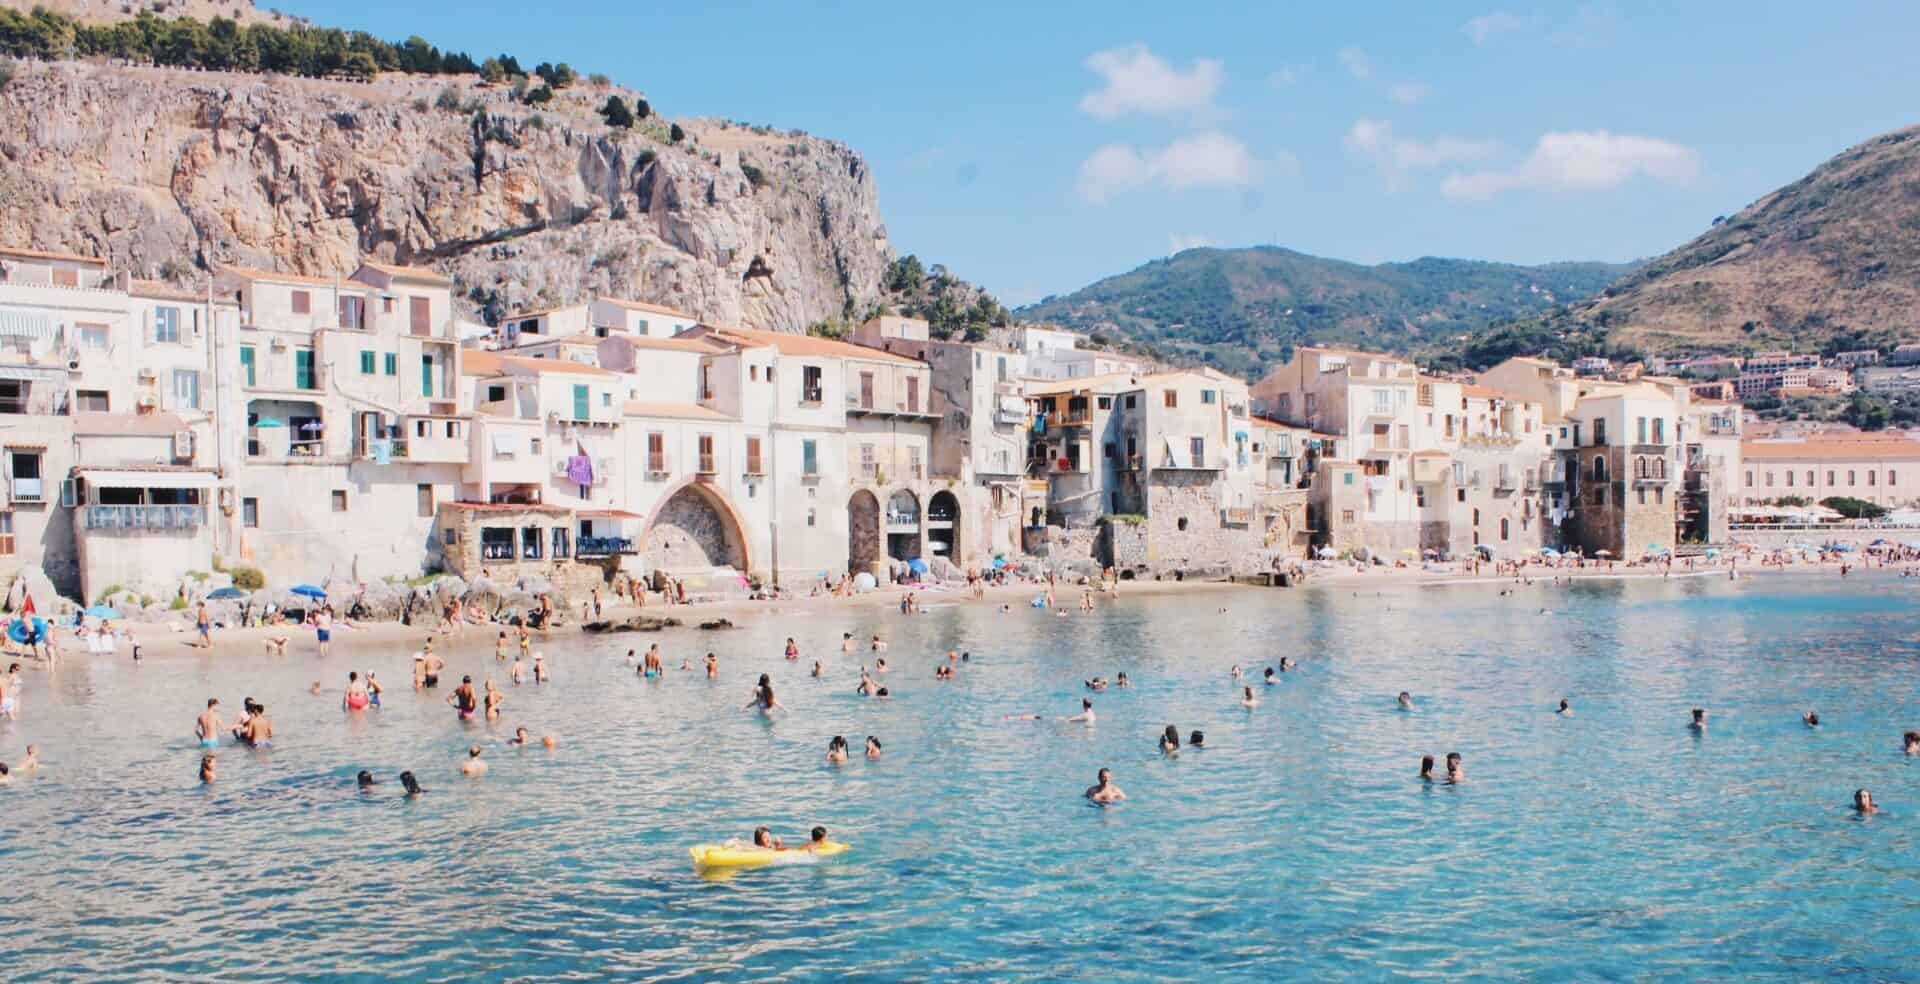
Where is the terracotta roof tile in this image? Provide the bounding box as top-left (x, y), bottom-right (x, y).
top-left (357, 261), bottom-right (453, 286)
top-left (696, 324), bottom-right (922, 365)
top-left (0, 246), bottom-right (106, 265)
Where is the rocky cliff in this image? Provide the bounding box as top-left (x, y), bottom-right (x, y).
top-left (0, 60), bottom-right (895, 330)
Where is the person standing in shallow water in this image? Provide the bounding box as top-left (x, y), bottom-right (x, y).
top-left (1085, 767), bottom-right (1125, 803)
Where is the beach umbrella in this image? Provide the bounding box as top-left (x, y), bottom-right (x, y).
top-left (1474, 544), bottom-right (1495, 558)
top-left (207, 587), bottom-right (246, 600)
top-left (290, 584), bottom-right (328, 599)
top-left (991, 556), bottom-right (1008, 569)
top-left (84, 604), bottom-right (120, 619)
top-left (1705, 548), bottom-right (1721, 559)
top-left (1315, 546), bottom-right (1336, 559)
top-left (908, 557), bottom-right (929, 576)
top-left (1594, 549), bottom-right (1613, 557)
top-left (253, 418), bottom-right (285, 428)
top-left (1540, 547), bottom-right (1560, 556)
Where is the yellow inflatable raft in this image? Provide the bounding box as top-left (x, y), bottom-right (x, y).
top-left (688, 841), bottom-right (850, 870)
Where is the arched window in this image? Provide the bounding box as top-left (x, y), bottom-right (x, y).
top-left (1592, 456), bottom-right (1608, 482)
top-left (1655, 458), bottom-right (1666, 479)
top-left (1634, 457), bottom-right (1647, 479)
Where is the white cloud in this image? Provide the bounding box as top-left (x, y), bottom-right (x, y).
top-left (1078, 44), bottom-right (1224, 119)
top-left (1077, 132), bottom-right (1260, 204)
top-left (1168, 233), bottom-right (1216, 254)
top-left (1388, 82), bottom-right (1432, 106)
top-left (1441, 130), bottom-right (1701, 201)
top-left (1464, 12), bottom-right (1526, 44)
top-left (1337, 47), bottom-right (1372, 81)
top-left (1343, 119), bottom-right (1498, 191)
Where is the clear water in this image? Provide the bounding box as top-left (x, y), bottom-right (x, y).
top-left (5, 573), bottom-right (1920, 981)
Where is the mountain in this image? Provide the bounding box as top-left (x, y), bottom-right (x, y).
top-left (1547, 125), bottom-right (1920, 357)
top-left (1016, 247), bottom-right (1633, 377)
top-left (0, 6), bottom-right (895, 331)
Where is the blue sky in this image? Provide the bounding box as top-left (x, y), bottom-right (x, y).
top-left (282, 1), bottom-right (1920, 306)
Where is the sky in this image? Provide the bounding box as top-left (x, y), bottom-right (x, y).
top-left (281, 1), bottom-right (1920, 307)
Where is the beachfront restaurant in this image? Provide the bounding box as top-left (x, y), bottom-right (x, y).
top-left (69, 467), bottom-right (217, 602)
top-left (431, 500), bottom-right (577, 580)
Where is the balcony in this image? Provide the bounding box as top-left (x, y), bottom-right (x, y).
top-left (9, 477), bottom-right (44, 503)
top-left (885, 509), bottom-right (920, 532)
top-left (576, 536), bottom-right (637, 558)
top-left (83, 504), bottom-right (207, 531)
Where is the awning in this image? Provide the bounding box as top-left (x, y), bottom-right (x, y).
top-left (0, 365), bottom-right (62, 382)
top-left (490, 431), bottom-right (517, 454)
top-left (76, 468), bottom-right (218, 489)
top-left (1162, 435), bottom-right (1189, 469)
top-left (0, 308), bottom-right (53, 340)
top-left (577, 508), bottom-right (643, 519)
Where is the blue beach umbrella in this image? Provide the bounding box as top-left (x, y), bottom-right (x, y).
top-left (207, 587), bottom-right (246, 600)
top-left (290, 584), bottom-right (328, 599)
top-left (84, 604), bottom-right (121, 619)
top-left (908, 557), bottom-right (929, 576)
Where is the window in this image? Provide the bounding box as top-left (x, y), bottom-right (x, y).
top-left (415, 484), bottom-right (434, 518)
top-left (446, 421), bottom-right (461, 439)
top-left (601, 391), bottom-right (612, 408)
top-left (1892, 471), bottom-right (1900, 485)
top-left (1097, 396), bottom-right (1112, 410)
top-left (1868, 471), bottom-right (1876, 486)
top-left (1636, 416), bottom-right (1647, 443)
top-left (1103, 441), bottom-right (1116, 460)
top-left (331, 489), bottom-right (348, 512)
top-left (1500, 517), bottom-right (1510, 541)
top-left (1848, 470), bottom-right (1856, 485)
top-left (148, 306), bottom-right (182, 344)
top-left (0, 512), bottom-right (13, 555)
top-left (1805, 470), bottom-right (1814, 487)
top-left (77, 323), bottom-right (109, 349)
top-left (906, 376), bottom-right (920, 414)
top-left (421, 356), bottom-right (435, 398)
top-left (384, 353), bottom-right (397, 376)
top-left (486, 385), bottom-right (507, 404)
top-left (860, 442), bottom-right (876, 476)
top-left (1827, 470), bottom-right (1836, 485)
top-left (1472, 508), bottom-right (1481, 526)
top-left (1341, 509), bottom-right (1356, 525)
top-left (1125, 394), bottom-right (1138, 410)
top-left (697, 434), bottom-right (716, 474)
top-left (750, 366), bottom-right (759, 382)
top-left (802, 366), bottom-right (823, 403)
top-left (1784, 470), bottom-right (1793, 488)
top-left (1177, 517), bottom-right (1190, 532)
top-left (52, 267), bottom-right (77, 287)
top-left (635, 318), bottom-right (650, 336)
top-left (240, 345), bottom-right (256, 386)
top-left (1654, 487), bottom-right (1664, 504)
top-left (1652, 418), bottom-right (1665, 444)
top-left (1305, 393), bottom-right (1318, 416)
top-left (294, 349), bottom-right (316, 390)
top-left (1765, 472), bottom-right (1774, 487)
top-left (909, 446), bottom-right (923, 479)
top-left (1637, 488), bottom-right (1646, 505)
top-left (442, 528), bottom-right (456, 546)
top-left (1202, 389), bottom-right (1217, 405)
top-left (1745, 470), bottom-right (1754, 487)
top-left (1593, 419), bottom-right (1606, 445)
top-left (291, 290), bottom-right (311, 315)
top-left (997, 356), bottom-right (1007, 382)
top-left (746, 436), bottom-right (763, 475)
top-left (551, 527), bottom-right (570, 559)
top-left (1343, 472), bottom-right (1354, 486)
top-left (1591, 456), bottom-right (1608, 482)
top-left (522, 525), bottom-right (544, 559)
top-left (701, 365), bottom-right (715, 400)
top-left (647, 432), bottom-right (666, 473)
top-left (360, 351), bottom-right (376, 375)
top-left (1126, 435), bottom-right (1137, 460)
top-left (172, 369), bottom-right (201, 410)
top-left (1415, 486), bottom-right (1427, 507)
top-left (1164, 390), bottom-right (1178, 408)
top-left (76, 390), bottom-right (109, 413)
top-left (410, 297), bottom-right (431, 335)
top-left (802, 439), bottom-right (818, 476)
top-left (1190, 436), bottom-right (1206, 465)
top-left (415, 420), bottom-right (431, 439)
top-left (572, 384), bottom-right (590, 420)
top-left (807, 508), bottom-right (817, 527)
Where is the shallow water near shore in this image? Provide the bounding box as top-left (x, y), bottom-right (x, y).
top-left (4, 572), bottom-right (1920, 980)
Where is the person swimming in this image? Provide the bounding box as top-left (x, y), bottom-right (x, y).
top-left (1445, 752), bottom-right (1464, 784)
top-left (1231, 664), bottom-right (1243, 680)
top-left (1855, 788), bottom-right (1881, 816)
top-left (865, 736), bottom-right (882, 760)
top-left (811, 660), bottom-right (824, 678)
top-left (1188, 730), bottom-right (1204, 748)
top-left (856, 670), bottom-right (878, 696)
top-left (705, 652), bottom-right (718, 680)
top-left (804, 825), bottom-right (830, 852)
top-left (874, 657), bottom-right (888, 674)
top-left (1804, 710), bottom-right (1821, 728)
top-left (1397, 691), bottom-right (1413, 710)
top-left (827, 735), bottom-right (850, 764)
top-left (1067, 699), bottom-right (1095, 724)
top-left (1085, 767), bottom-right (1125, 804)
top-left (533, 653), bottom-right (550, 683)
top-left (874, 687), bottom-right (891, 699)
top-left (460, 744), bottom-right (487, 777)
top-left (745, 674), bottom-right (783, 714)
top-left (785, 638), bottom-right (800, 660)
top-left (15, 744), bottom-right (38, 774)
top-left (199, 753), bottom-right (216, 784)
top-left (1085, 677), bottom-right (1108, 692)
top-left (1279, 657), bottom-right (1297, 672)
top-left (1264, 667), bottom-right (1277, 686)
top-left (242, 704), bottom-right (272, 747)
top-left (1116, 672), bottom-right (1130, 688)
top-left (1159, 725), bottom-right (1180, 755)
top-left (1906, 731), bottom-right (1920, 756)
top-left (1419, 754), bottom-right (1435, 782)
top-left (400, 771), bottom-right (425, 796)
top-left (750, 826), bottom-right (785, 850)
top-left (357, 769), bottom-right (378, 790)
top-left (1689, 707), bottom-right (1708, 732)
top-left (366, 672), bottom-right (382, 708)
top-left (1242, 686), bottom-right (1259, 708)
top-left (484, 679), bottom-right (504, 719)
top-left (1557, 698), bottom-right (1574, 716)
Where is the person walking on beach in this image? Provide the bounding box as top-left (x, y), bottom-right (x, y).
top-left (313, 605), bottom-right (333, 658)
top-left (194, 601), bottom-right (213, 649)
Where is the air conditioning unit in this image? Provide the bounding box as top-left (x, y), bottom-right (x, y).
top-left (553, 457), bottom-right (574, 478)
top-left (135, 395), bottom-right (157, 411)
top-left (173, 430), bottom-right (194, 461)
top-left (137, 368), bottom-right (157, 381)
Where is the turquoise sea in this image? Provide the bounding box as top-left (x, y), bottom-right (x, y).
top-left (3, 572), bottom-right (1919, 980)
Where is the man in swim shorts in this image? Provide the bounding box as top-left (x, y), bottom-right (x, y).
top-left (423, 648), bottom-right (444, 688)
top-left (195, 698), bottom-right (222, 745)
top-left (449, 676), bottom-right (478, 719)
top-left (195, 601), bottom-right (213, 649)
top-left (242, 704), bottom-right (272, 747)
top-left (313, 605), bottom-right (333, 658)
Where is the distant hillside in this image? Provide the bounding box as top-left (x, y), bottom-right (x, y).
top-left (1533, 124), bottom-right (1920, 358)
top-left (1017, 247), bottom-right (1632, 377)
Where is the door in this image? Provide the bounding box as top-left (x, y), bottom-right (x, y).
top-left (420, 355), bottom-right (435, 398)
top-left (859, 372), bottom-right (874, 409)
top-left (572, 384), bottom-right (590, 421)
top-left (294, 349), bottom-right (315, 390)
top-left (410, 296), bottom-right (431, 336)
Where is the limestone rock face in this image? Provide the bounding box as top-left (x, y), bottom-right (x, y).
top-left (0, 62), bottom-right (895, 332)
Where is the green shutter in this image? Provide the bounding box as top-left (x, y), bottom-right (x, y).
top-left (572, 384), bottom-right (590, 420)
top-left (421, 355), bottom-right (434, 397)
top-left (359, 350), bottom-right (375, 374)
top-left (294, 349), bottom-right (315, 390)
top-left (384, 353), bottom-right (398, 376)
top-left (239, 345), bottom-right (256, 387)
top-left (802, 439), bottom-right (818, 474)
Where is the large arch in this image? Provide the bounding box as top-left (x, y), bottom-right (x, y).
top-left (885, 489), bottom-right (922, 562)
top-left (640, 480), bottom-right (751, 573)
top-left (847, 489), bottom-right (881, 574)
top-left (927, 489), bottom-right (960, 563)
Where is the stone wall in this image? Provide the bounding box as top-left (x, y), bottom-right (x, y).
top-left (649, 487), bottom-right (742, 572)
top-left (1142, 471), bottom-right (1265, 575)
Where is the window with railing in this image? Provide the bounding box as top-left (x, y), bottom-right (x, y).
top-left (83, 503), bottom-right (208, 531)
top-left (697, 434), bottom-right (716, 474)
top-left (802, 365), bottom-right (823, 404)
top-left (521, 525), bottom-right (544, 560)
top-left (481, 527), bottom-right (516, 561)
top-left (7, 450), bottom-right (42, 502)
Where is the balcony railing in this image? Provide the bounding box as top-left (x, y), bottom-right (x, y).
top-left (576, 536), bottom-right (636, 558)
top-left (885, 509), bottom-right (920, 530)
top-left (84, 504), bottom-right (207, 531)
top-left (9, 477), bottom-right (43, 502)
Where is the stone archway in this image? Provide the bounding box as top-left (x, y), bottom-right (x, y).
top-left (886, 489), bottom-right (922, 562)
top-left (927, 489), bottom-right (960, 563)
top-left (848, 489), bottom-right (880, 574)
top-left (644, 483), bottom-right (749, 573)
